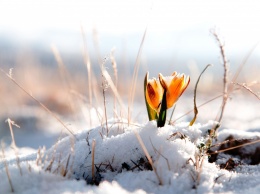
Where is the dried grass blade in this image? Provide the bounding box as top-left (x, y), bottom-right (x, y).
top-left (1, 141), bottom-right (14, 192)
top-left (102, 70), bottom-right (127, 115)
top-left (128, 27), bottom-right (148, 124)
top-left (190, 64), bottom-right (212, 126)
top-left (134, 131), bottom-right (163, 185)
top-left (0, 68), bottom-right (76, 139)
top-left (91, 139), bottom-right (96, 182)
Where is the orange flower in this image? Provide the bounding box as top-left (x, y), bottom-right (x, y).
top-left (145, 76), bottom-right (164, 112)
top-left (159, 72), bottom-right (190, 109)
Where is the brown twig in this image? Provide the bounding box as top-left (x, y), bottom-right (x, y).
top-left (91, 139), bottom-right (96, 183)
top-left (209, 138), bottom-right (260, 155)
top-left (62, 154), bottom-right (71, 177)
top-left (232, 82), bottom-right (260, 100)
top-left (210, 137), bottom-right (255, 149)
top-left (211, 29), bottom-right (229, 129)
top-left (210, 30), bottom-right (259, 138)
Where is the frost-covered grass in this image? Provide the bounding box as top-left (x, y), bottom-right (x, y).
top-left (0, 77), bottom-right (259, 194)
top-left (1, 29), bottom-right (260, 194)
top-left (0, 113), bottom-right (260, 194)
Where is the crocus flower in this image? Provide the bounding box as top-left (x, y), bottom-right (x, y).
top-left (159, 72), bottom-right (190, 109)
top-left (145, 76), bottom-right (164, 112)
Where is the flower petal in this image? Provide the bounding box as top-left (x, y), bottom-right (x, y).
top-left (166, 74), bottom-right (185, 108)
top-left (159, 72), bottom-right (190, 109)
top-left (145, 78), bottom-right (163, 111)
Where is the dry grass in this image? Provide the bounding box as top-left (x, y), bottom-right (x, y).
top-left (134, 131), bottom-right (163, 185)
top-left (190, 64), bottom-right (212, 126)
top-left (91, 139), bottom-right (96, 184)
top-left (0, 25), bottom-right (259, 193)
top-left (6, 118), bottom-right (22, 176)
top-left (128, 27), bottom-right (148, 124)
top-left (232, 82), bottom-right (260, 100)
top-left (1, 68), bottom-right (77, 139)
top-left (210, 29), bottom-right (229, 134)
top-left (110, 48), bottom-right (119, 118)
top-left (1, 141), bottom-right (14, 192)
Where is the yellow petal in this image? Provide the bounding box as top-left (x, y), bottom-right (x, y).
top-left (159, 72), bottom-right (190, 109)
top-left (158, 73), bottom-right (168, 89)
top-left (145, 78), bottom-right (163, 111)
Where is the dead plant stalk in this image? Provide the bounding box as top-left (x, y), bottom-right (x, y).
top-left (110, 49), bottom-right (118, 117)
top-left (101, 63), bottom-right (109, 135)
top-left (134, 132), bottom-right (163, 185)
top-left (209, 138), bottom-right (260, 155)
top-left (0, 68), bottom-right (76, 139)
top-left (6, 118), bottom-right (22, 175)
top-left (81, 26), bottom-right (93, 107)
top-left (232, 82), bottom-right (260, 100)
top-left (211, 30), bottom-right (229, 127)
top-left (190, 64), bottom-right (212, 126)
top-left (1, 141), bottom-right (14, 192)
top-left (91, 139), bottom-right (96, 182)
top-left (128, 27), bottom-right (148, 125)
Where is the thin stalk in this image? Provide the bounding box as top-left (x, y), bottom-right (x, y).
top-left (134, 131), bottom-right (162, 185)
top-left (0, 68), bottom-right (76, 139)
top-left (171, 94), bottom-right (222, 123)
top-left (101, 64), bottom-right (108, 135)
top-left (232, 82), bottom-right (260, 100)
top-left (110, 48), bottom-right (118, 118)
top-left (91, 139), bottom-right (96, 183)
top-left (168, 105), bottom-right (176, 125)
top-left (6, 118), bottom-right (22, 175)
top-left (81, 26), bottom-right (93, 107)
top-left (1, 141), bottom-right (14, 192)
top-left (230, 41), bottom-right (259, 90)
top-left (81, 26), bottom-right (93, 127)
top-left (209, 138), bottom-right (260, 155)
top-left (211, 30), bottom-right (229, 126)
top-left (128, 27), bottom-right (148, 125)
top-left (190, 64), bottom-right (212, 126)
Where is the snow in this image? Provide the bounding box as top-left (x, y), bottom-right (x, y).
top-left (0, 90), bottom-right (259, 194)
top-left (1, 114), bottom-right (260, 194)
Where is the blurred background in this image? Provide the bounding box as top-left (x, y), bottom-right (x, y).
top-left (0, 0), bottom-right (260, 151)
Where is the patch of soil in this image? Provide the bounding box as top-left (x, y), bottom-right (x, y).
top-left (208, 135), bottom-right (260, 168)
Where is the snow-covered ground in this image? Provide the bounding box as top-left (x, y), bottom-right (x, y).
top-left (0, 94), bottom-right (259, 194)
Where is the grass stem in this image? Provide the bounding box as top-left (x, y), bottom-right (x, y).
top-left (134, 132), bottom-right (163, 185)
top-left (1, 141), bottom-right (14, 192)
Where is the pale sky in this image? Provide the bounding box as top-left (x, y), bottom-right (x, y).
top-left (1, 0), bottom-right (260, 60)
top-left (1, 0), bottom-right (260, 37)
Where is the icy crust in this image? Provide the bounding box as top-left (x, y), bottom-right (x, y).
top-left (0, 120), bottom-right (260, 194)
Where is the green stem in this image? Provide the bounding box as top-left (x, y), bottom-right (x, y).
top-left (157, 90), bottom-right (167, 127)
